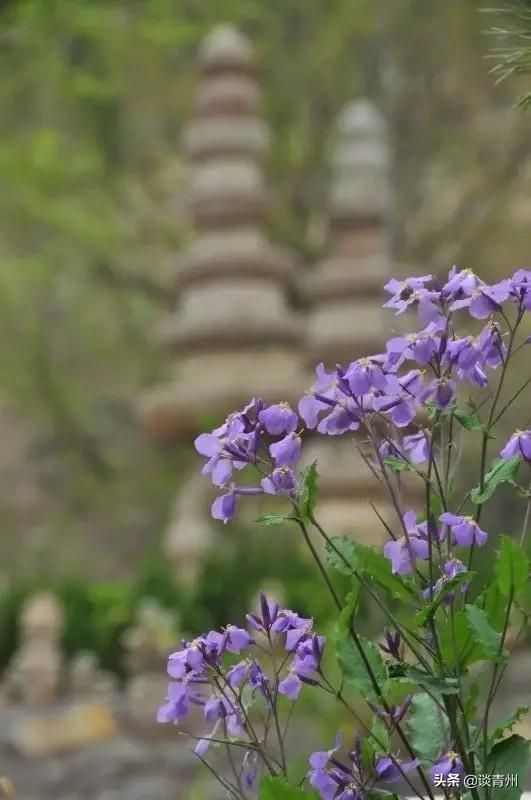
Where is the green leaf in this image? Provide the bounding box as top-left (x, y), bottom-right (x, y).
top-left (371, 714), bottom-right (390, 755)
top-left (463, 681), bottom-right (480, 723)
top-left (383, 455), bottom-right (412, 472)
top-left (337, 633), bottom-right (388, 701)
top-left (259, 776), bottom-right (320, 800)
top-left (482, 584), bottom-right (507, 631)
top-left (452, 407), bottom-right (484, 431)
top-left (407, 693), bottom-right (450, 764)
top-left (297, 461), bottom-right (319, 521)
top-left (325, 535), bottom-right (359, 575)
top-left (464, 604), bottom-right (508, 663)
top-left (338, 586), bottom-right (363, 635)
top-left (416, 571), bottom-right (475, 625)
top-left (495, 535), bottom-right (529, 600)
top-left (439, 610), bottom-right (484, 671)
top-left (384, 677), bottom-right (417, 704)
top-left (489, 706), bottom-right (530, 744)
top-left (355, 542), bottom-right (414, 602)
top-left (470, 456), bottom-right (521, 504)
top-left (403, 666), bottom-right (460, 695)
top-left (257, 514), bottom-right (293, 526)
top-left (487, 735), bottom-right (530, 800)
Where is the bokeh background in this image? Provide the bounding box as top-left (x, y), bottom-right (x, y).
top-left (0, 1), bottom-right (530, 797)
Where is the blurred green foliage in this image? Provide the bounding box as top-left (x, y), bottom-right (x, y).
top-left (0, 1), bottom-right (530, 598)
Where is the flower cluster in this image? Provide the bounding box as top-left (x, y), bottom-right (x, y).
top-left (165, 265), bottom-right (530, 799)
top-left (157, 593), bottom-right (325, 757)
top-left (308, 733), bottom-right (419, 800)
top-left (194, 399), bottom-right (302, 522)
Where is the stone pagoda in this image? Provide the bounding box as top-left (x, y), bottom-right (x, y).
top-left (302, 100), bottom-right (393, 542)
top-left (138, 25), bottom-right (305, 579)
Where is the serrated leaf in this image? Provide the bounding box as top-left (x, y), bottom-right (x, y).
top-left (259, 776), bottom-right (320, 799)
top-left (354, 541), bottom-right (415, 602)
top-left (403, 666), bottom-right (460, 695)
top-left (298, 461), bottom-right (319, 521)
top-left (257, 514), bottom-right (292, 526)
top-left (383, 455), bottom-right (412, 472)
top-left (464, 604), bottom-right (508, 662)
top-left (325, 535), bottom-right (359, 575)
top-left (470, 456), bottom-right (521, 504)
top-left (487, 735), bottom-right (530, 800)
top-left (452, 407), bottom-right (484, 431)
top-left (495, 535), bottom-right (529, 600)
top-left (407, 693), bottom-right (450, 764)
top-left (416, 571), bottom-right (475, 624)
top-left (337, 633), bottom-right (388, 701)
top-left (489, 706), bottom-right (531, 744)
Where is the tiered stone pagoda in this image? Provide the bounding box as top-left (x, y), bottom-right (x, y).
top-left (302, 100), bottom-right (393, 542)
top-left (138, 25), bottom-right (305, 579)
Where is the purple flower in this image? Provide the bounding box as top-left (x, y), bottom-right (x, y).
top-left (298, 364), bottom-right (339, 429)
top-left (386, 322), bottom-right (442, 368)
top-left (478, 321), bottom-right (506, 368)
top-left (440, 512), bottom-right (488, 547)
top-left (500, 429), bottom-right (531, 461)
top-left (261, 466), bottom-right (298, 495)
top-left (450, 282), bottom-right (510, 319)
top-left (508, 268), bottom-right (531, 311)
top-left (376, 755), bottom-right (419, 783)
top-left (278, 670), bottom-right (304, 699)
top-left (317, 398), bottom-right (361, 435)
top-left (423, 558), bottom-right (468, 604)
top-left (271, 610), bottom-right (313, 650)
top-left (443, 266), bottom-right (481, 299)
top-left (270, 432), bottom-right (302, 466)
top-left (246, 592), bottom-right (280, 634)
top-left (308, 735), bottom-right (343, 800)
top-left (242, 751), bottom-right (259, 790)
top-left (224, 625), bottom-right (253, 654)
top-left (379, 629), bottom-right (402, 660)
top-left (422, 377), bottom-right (456, 410)
top-left (429, 750), bottom-right (464, 785)
top-left (402, 431), bottom-right (431, 463)
top-left (345, 356), bottom-right (387, 395)
top-left (384, 533), bottom-right (429, 574)
top-left (157, 679), bottom-right (205, 724)
top-left (258, 402), bottom-right (298, 435)
top-left (211, 489), bottom-right (237, 523)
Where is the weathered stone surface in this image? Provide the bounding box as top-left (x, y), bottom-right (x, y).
top-left (173, 230), bottom-right (294, 287)
top-left (198, 25), bottom-right (253, 74)
top-left (9, 702), bottom-right (117, 758)
top-left (3, 593), bottom-right (64, 706)
top-left (139, 349), bottom-right (306, 440)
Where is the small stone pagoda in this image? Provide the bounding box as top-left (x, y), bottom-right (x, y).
top-left (302, 100), bottom-right (393, 541)
top-left (138, 25), bottom-right (305, 579)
